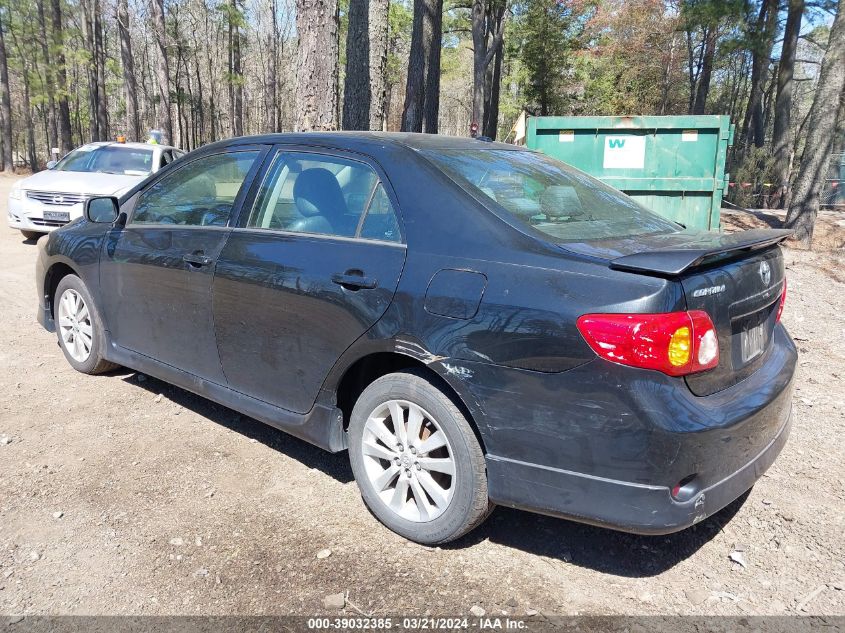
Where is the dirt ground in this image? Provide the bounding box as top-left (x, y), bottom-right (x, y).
top-left (0, 171), bottom-right (843, 617)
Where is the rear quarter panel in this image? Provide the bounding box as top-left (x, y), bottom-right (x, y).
top-left (372, 147), bottom-right (687, 373)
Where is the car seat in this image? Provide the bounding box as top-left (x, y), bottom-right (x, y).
top-left (289, 168), bottom-right (348, 235)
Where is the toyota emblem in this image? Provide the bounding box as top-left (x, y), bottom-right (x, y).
top-left (759, 260), bottom-right (771, 286)
top-left (52, 195), bottom-right (64, 205)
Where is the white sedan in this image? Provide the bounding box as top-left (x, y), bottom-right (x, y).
top-left (7, 141), bottom-right (184, 239)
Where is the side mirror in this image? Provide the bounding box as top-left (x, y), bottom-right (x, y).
top-left (85, 196), bottom-right (120, 224)
top-left (46, 160), bottom-right (57, 169)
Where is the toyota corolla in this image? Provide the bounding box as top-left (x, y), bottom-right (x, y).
top-left (34, 133), bottom-right (796, 544)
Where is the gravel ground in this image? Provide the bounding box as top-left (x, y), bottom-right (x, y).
top-left (1, 172), bottom-right (843, 617)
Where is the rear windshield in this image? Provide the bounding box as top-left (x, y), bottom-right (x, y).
top-left (55, 145), bottom-right (154, 176)
top-left (421, 149), bottom-right (679, 241)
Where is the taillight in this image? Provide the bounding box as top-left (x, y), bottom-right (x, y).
top-left (576, 310), bottom-right (719, 376)
top-left (776, 278), bottom-right (787, 323)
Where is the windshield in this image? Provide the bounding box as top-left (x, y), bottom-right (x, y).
top-left (421, 149), bottom-right (680, 241)
top-left (55, 145), bottom-right (154, 176)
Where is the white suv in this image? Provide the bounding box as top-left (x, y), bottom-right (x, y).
top-left (7, 141), bottom-right (184, 239)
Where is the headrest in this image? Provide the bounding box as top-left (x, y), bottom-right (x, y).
top-left (293, 168), bottom-right (345, 218)
top-left (185, 173), bottom-right (217, 201)
top-left (540, 185), bottom-right (583, 217)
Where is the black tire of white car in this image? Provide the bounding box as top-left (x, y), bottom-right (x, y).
top-left (20, 230), bottom-right (41, 240)
top-left (54, 274), bottom-right (118, 375)
top-left (348, 369), bottom-right (493, 545)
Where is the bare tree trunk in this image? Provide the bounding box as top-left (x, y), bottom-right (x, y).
top-left (471, 0), bottom-right (504, 135)
top-left (0, 12), bottom-right (13, 171)
top-left (0, 114), bottom-right (4, 170)
top-left (661, 33), bottom-right (677, 115)
top-left (342, 0), bottom-right (390, 131)
top-left (785, 0), bottom-right (845, 246)
top-left (263, 0), bottom-right (279, 132)
top-left (369, 0), bottom-right (390, 130)
top-left (228, 0), bottom-right (244, 136)
top-left (771, 0), bottom-right (804, 208)
top-left (741, 2), bottom-right (767, 149)
top-left (20, 60), bottom-right (37, 169)
top-left (294, 0), bottom-right (339, 131)
top-left (82, 0), bottom-right (100, 140)
top-left (692, 25), bottom-right (716, 115)
top-left (117, 0), bottom-right (140, 141)
top-left (192, 30), bottom-right (206, 143)
top-left (151, 0), bottom-right (174, 143)
top-left (470, 0), bottom-right (485, 130)
top-left (482, 40), bottom-right (502, 139)
top-left (179, 44), bottom-right (195, 150)
top-left (228, 3), bottom-right (234, 136)
top-left (686, 29), bottom-right (697, 114)
top-left (207, 35), bottom-right (217, 142)
top-left (50, 0), bottom-right (72, 153)
top-left (174, 21), bottom-right (185, 148)
top-left (836, 94), bottom-right (845, 156)
top-left (401, 0), bottom-right (440, 132)
top-left (422, 0), bottom-right (441, 133)
top-left (140, 34), bottom-right (152, 132)
top-left (36, 0), bottom-right (58, 157)
top-left (94, 0), bottom-right (109, 139)
top-left (741, 0), bottom-right (778, 151)
top-left (342, 0), bottom-right (371, 129)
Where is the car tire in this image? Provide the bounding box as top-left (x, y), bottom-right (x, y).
top-left (20, 230), bottom-right (42, 240)
top-left (54, 274), bottom-right (118, 375)
top-left (348, 369), bottom-right (492, 544)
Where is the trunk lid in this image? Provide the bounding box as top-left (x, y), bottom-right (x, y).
top-left (562, 229), bottom-right (789, 396)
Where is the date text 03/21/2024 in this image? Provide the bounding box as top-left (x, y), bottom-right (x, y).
top-left (306, 617), bottom-right (529, 630)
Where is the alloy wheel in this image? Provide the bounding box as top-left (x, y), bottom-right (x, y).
top-left (361, 400), bottom-right (455, 522)
top-left (58, 288), bottom-right (93, 363)
top-left (361, 400), bottom-right (456, 522)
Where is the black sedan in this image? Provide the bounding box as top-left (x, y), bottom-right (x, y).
top-left (35, 133), bottom-right (796, 544)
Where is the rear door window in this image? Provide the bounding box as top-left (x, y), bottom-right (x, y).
top-left (359, 184), bottom-right (401, 243)
top-left (246, 151), bottom-right (401, 242)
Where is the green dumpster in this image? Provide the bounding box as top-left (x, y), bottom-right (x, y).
top-left (525, 115), bottom-right (734, 230)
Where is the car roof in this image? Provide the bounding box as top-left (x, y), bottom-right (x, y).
top-left (201, 132), bottom-right (522, 155)
top-left (82, 141), bottom-right (179, 151)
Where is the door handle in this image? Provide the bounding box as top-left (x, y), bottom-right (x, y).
top-left (331, 271), bottom-right (378, 290)
top-left (183, 253), bottom-right (214, 267)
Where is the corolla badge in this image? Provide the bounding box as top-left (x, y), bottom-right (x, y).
top-left (692, 284), bottom-right (726, 298)
top-left (759, 260), bottom-right (771, 286)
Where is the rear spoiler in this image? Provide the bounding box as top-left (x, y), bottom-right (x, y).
top-left (609, 229), bottom-right (793, 276)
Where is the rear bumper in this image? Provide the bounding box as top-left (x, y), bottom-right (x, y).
top-left (486, 406), bottom-right (791, 534)
top-left (450, 324), bottom-right (797, 534)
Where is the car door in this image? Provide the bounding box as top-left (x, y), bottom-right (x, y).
top-left (212, 148), bottom-right (406, 413)
top-left (99, 147), bottom-right (266, 383)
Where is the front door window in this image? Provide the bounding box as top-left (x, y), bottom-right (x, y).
top-left (133, 151), bottom-right (260, 227)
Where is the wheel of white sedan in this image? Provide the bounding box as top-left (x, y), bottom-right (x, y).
top-left (54, 274), bottom-right (117, 375)
top-left (348, 369), bottom-right (492, 544)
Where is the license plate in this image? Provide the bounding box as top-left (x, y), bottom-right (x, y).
top-left (740, 323), bottom-right (766, 363)
top-left (43, 210), bottom-right (70, 222)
